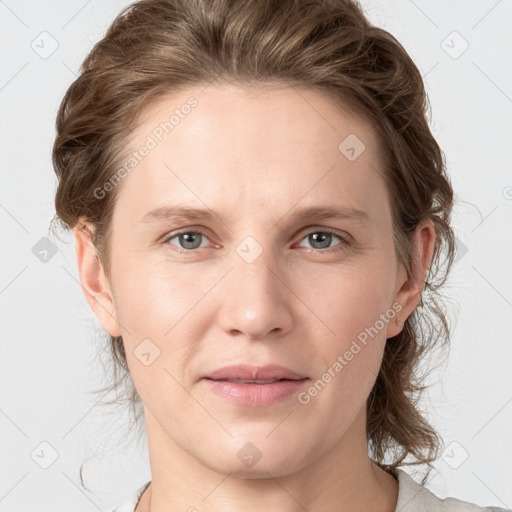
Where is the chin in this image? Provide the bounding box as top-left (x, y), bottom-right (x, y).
top-left (212, 457), bottom-right (303, 480)
top-left (200, 435), bottom-right (308, 479)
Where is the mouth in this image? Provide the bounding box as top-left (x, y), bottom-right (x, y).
top-left (201, 364), bottom-right (309, 406)
top-left (207, 378), bottom-right (301, 384)
top-left (203, 363), bottom-right (307, 382)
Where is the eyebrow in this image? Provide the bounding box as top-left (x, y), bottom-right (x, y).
top-left (140, 205), bottom-right (370, 225)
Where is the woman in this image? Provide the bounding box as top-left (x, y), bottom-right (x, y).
top-left (51, 0), bottom-right (510, 511)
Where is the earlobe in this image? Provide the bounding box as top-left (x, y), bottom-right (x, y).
top-left (386, 219), bottom-right (437, 339)
top-left (74, 218), bottom-right (122, 337)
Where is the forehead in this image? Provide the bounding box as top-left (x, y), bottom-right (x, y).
top-left (114, 82), bottom-right (389, 227)
top-left (128, 81), bottom-right (379, 158)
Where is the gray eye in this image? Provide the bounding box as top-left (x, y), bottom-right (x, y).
top-left (298, 231), bottom-right (342, 250)
top-left (168, 231), bottom-right (208, 250)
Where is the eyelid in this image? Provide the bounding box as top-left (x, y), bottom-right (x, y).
top-left (294, 225), bottom-right (352, 242)
top-left (161, 228), bottom-right (217, 251)
top-left (294, 228), bottom-right (351, 252)
top-left (161, 226), bottom-right (352, 253)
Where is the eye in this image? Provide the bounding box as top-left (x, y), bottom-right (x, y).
top-left (164, 230), bottom-right (211, 251)
top-left (162, 228), bottom-right (351, 254)
top-left (296, 229), bottom-right (349, 253)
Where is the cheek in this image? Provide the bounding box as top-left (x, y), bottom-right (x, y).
top-left (311, 259), bottom-right (395, 339)
top-left (112, 245), bottom-right (395, 349)
top-left (295, 265), bottom-right (392, 426)
top-left (111, 241), bottom-right (394, 377)
top-left (109, 257), bottom-right (222, 388)
top-left (297, 257), bottom-right (394, 398)
top-left (112, 255), bottom-right (215, 334)
top-left (111, 266), bottom-right (203, 407)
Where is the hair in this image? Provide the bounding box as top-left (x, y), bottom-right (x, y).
top-left (52, 0), bottom-right (455, 488)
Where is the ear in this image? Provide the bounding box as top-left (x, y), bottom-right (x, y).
top-left (386, 218), bottom-right (437, 339)
top-left (74, 217), bottom-right (122, 337)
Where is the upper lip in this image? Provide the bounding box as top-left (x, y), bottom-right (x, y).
top-left (204, 364), bottom-right (307, 381)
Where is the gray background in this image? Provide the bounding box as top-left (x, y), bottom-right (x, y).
top-left (1, 0), bottom-right (511, 510)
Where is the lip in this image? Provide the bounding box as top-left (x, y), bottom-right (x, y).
top-left (202, 364), bottom-right (309, 407)
top-left (203, 364), bottom-right (307, 381)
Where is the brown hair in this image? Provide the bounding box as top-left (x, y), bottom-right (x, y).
top-left (52, 0), bottom-right (455, 487)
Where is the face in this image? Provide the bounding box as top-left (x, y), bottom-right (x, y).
top-left (80, 82), bottom-right (421, 479)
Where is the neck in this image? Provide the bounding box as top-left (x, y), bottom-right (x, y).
top-left (136, 405), bottom-right (398, 512)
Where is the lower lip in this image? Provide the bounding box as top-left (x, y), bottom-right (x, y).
top-left (203, 378), bottom-right (308, 406)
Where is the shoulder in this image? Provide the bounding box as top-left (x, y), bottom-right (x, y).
top-left (108, 481), bottom-right (151, 512)
top-left (394, 468), bottom-right (511, 512)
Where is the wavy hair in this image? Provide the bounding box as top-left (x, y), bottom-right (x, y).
top-left (52, 0), bottom-right (455, 488)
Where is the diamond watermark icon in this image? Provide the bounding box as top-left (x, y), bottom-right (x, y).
top-left (338, 134), bottom-right (366, 161)
top-left (441, 440), bottom-right (469, 469)
top-left (441, 31), bottom-right (469, 60)
top-left (236, 236), bottom-right (263, 264)
top-left (237, 442), bottom-right (263, 468)
top-left (32, 237), bottom-right (58, 263)
top-left (30, 31), bottom-right (59, 59)
top-left (31, 441), bottom-right (59, 469)
top-left (453, 237), bottom-right (468, 264)
top-left (134, 338), bottom-right (161, 366)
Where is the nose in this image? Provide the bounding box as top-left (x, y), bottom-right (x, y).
top-left (216, 248), bottom-right (294, 341)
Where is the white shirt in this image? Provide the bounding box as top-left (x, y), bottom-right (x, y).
top-left (108, 468), bottom-right (511, 512)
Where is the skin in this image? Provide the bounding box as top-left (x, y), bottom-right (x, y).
top-left (74, 82), bottom-right (436, 512)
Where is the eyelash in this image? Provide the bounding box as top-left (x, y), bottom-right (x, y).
top-left (161, 228), bottom-right (352, 255)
